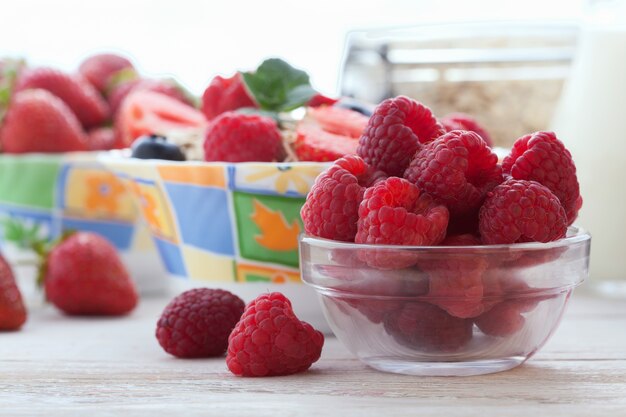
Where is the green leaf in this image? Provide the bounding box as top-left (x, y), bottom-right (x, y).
top-left (241, 58), bottom-right (317, 112)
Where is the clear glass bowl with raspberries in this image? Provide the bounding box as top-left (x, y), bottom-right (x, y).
top-left (298, 94), bottom-right (590, 376)
top-left (300, 228), bottom-right (589, 376)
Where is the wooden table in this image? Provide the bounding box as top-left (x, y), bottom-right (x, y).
top-left (2, 289), bottom-right (625, 416)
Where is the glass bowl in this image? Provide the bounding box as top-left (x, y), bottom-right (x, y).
top-left (300, 227), bottom-right (590, 376)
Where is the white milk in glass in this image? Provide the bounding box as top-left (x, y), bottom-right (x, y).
top-left (551, 0), bottom-right (626, 293)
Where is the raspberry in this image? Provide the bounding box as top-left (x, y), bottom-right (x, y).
top-left (320, 265), bottom-right (428, 324)
top-left (156, 288), bottom-right (245, 358)
top-left (440, 234), bottom-right (482, 246)
top-left (301, 155), bottom-right (378, 241)
top-left (226, 292), bottom-right (324, 377)
top-left (203, 112), bottom-right (284, 162)
top-left (201, 73), bottom-right (257, 120)
top-left (479, 179), bottom-right (568, 244)
top-left (384, 301), bottom-right (473, 352)
top-left (357, 96), bottom-right (445, 177)
top-left (404, 130), bottom-right (503, 216)
top-left (356, 177), bottom-right (449, 246)
top-left (474, 301), bottom-right (526, 337)
top-left (502, 131), bottom-right (581, 225)
top-left (422, 235), bottom-right (489, 319)
top-left (440, 113), bottom-right (493, 147)
top-left (355, 179), bottom-right (449, 269)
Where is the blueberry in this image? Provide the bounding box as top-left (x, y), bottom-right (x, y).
top-left (334, 98), bottom-right (375, 117)
top-left (131, 135), bottom-right (186, 161)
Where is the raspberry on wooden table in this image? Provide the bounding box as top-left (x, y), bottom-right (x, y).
top-left (357, 96), bottom-right (445, 177)
top-left (479, 179), bottom-right (568, 244)
top-left (404, 130), bottom-right (503, 216)
top-left (226, 292), bottom-right (324, 377)
top-left (502, 131), bottom-right (581, 225)
top-left (156, 288), bottom-right (245, 358)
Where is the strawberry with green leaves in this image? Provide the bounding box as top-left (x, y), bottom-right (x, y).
top-left (0, 254), bottom-right (27, 331)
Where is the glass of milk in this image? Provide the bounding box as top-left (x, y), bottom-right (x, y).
top-left (551, 0), bottom-right (626, 295)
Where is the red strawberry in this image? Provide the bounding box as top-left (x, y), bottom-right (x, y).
top-left (108, 77), bottom-right (197, 116)
top-left (306, 106), bottom-right (369, 139)
top-left (44, 232), bottom-right (138, 316)
top-left (294, 123), bottom-right (359, 162)
top-left (14, 67), bottom-right (109, 129)
top-left (0, 89), bottom-right (88, 153)
top-left (87, 126), bottom-right (119, 151)
top-left (115, 90), bottom-right (206, 147)
top-left (78, 53), bottom-right (134, 94)
top-left (201, 72), bottom-right (257, 120)
top-left (0, 254), bottom-right (27, 331)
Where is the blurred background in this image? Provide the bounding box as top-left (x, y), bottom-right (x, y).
top-left (0, 0), bottom-right (587, 95)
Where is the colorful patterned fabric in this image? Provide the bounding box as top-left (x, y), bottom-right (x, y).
top-left (0, 153), bottom-right (148, 255)
top-left (100, 158), bottom-right (328, 283)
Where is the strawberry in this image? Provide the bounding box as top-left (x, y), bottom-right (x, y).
top-left (0, 89), bottom-right (88, 153)
top-left (44, 232), bottom-right (138, 316)
top-left (0, 254), bottom-right (27, 331)
top-left (294, 122), bottom-right (359, 162)
top-left (115, 90), bottom-right (206, 147)
top-left (78, 52), bottom-right (134, 94)
top-left (306, 105), bottom-right (369, 138)
top-left (87, 126), bottom-right (119, 151)
top-left (108, 77), bottom-right (197, 116)
top-left (14, 67), bottom-right (109, 129)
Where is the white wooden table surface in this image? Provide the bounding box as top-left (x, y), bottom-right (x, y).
top-left (1, 289), bottom-right (626, 417)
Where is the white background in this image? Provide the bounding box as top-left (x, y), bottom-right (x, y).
top-left (0, 0), bottom-right (586, 96)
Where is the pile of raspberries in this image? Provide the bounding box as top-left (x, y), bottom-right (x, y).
top-left (301, 95), bottom-right (582, 350)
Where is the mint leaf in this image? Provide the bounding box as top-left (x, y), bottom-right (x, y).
top-left (241, 58), bottom-right (317, 112)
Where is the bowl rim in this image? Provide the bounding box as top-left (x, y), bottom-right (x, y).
top-left (300, 226), bottom-right (590, 252)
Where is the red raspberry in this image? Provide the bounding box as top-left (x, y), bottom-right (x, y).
top-left (440, 113), bottom-right (493, 147)
top-left (156, 288), bottom-right (245, 358)
top-left (201, 73), bottom-right (257, 120)
top-left (226, 292), bottom-right (324, 377)
top-left (476, 273), bottom-right (549, 337)
top-left (356, 179), bottom-right (449, 269)
top-left (356, 177), bottom-right (449, 246)
top-left (357, 96), bottom-right (445, 177)
top-left (474, 301), bottom-right (526, 337)
top-left (384, 302), bottom-right (473, 352)
top-left (440, 234), bottom-right (482, 246)
top-left (404, 130), bottom-right (503, 216)
top-left (502, 131), bottom-right (581, 225)
top-left (479, 179), bottom-right (568, 244)
top-left (422, 235), bottom-right (488, 319)
top-left (87, 126), bottom-right (118, 151)
top-left (301, 155), bottom-right (380, 241)
top-left (204, 112), bottom-right (284, 162)
top-left (319, 265), bottom-right (428, 324)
